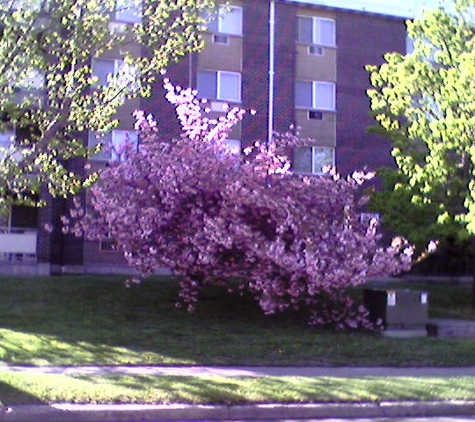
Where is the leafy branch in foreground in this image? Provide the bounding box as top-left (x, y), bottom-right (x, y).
top-left (0, 0), bottom-right (214, 211)
top-left (366, 0), bottom-right (475, 259)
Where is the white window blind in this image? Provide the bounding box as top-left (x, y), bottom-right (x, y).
top-left (88, 130), bottom-right (138, 161)
top-left (225, 139), bottom-right (241, 154)
top-left (0, 131), bottom-right (14, 149)
top-left (208, 5), bottom-right (243, 36)
top-left (197, 70), bottom-right (241, 102)
top-left (115, 0), bottom-right (141, 23)
top-left (293, 146), bottom-right (335, 175)
top-left (295, 80), bottom-right (335, 111)
top-left (297, 16), bottom-right (335, 47)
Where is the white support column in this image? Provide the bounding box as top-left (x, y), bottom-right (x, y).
top-left (268, 0), bottom-right (276, 145)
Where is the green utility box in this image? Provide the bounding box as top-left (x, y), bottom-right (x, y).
top-left (363, 289), bottom-right (429, 329)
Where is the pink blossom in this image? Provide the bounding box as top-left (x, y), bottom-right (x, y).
top-left (71, 80), bottom-right (412, 329)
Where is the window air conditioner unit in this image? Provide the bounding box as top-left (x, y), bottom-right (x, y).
top-left (108, 21), bottom-right (128, 34)
top-left (213, 34), bottom-right (229, 45)
top-left (210, 101), bottom-right (229, 112)
top-left (308, 110), bottom-right (323, 120)
top-left (308, 45), bottom-right (324, 56)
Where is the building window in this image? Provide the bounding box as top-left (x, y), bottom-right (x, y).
top-left (225, 139), bottom-right (241, 154)
top-left (88, 130), bottom-right (139, 161)
top-left (100, 235), bottom-right (117, 252)
top-left (406, 36), bottom-right (415, 54)
top-left (6, 0), bottom-right (43, 11)
top-left (92, 58), bottom-right (138, 91)
top-left (0, 130), bottom-right (15, 149)
top-left (208, 5), bottom-right (242, 36)
top-left (17, 69), bottom-right (44, 89)
top-left (295, 80), bottom-right (335, 111)
top-left (92, 59), bottom-right (121, 86)
top-left (360, 212), bottom-right (380, 226)
top-left (115, 0), bottom-right (141, 23)
top-left (293, 146), bottom-right (335, 175)
top-left (197, 70), bottom-right (241, 102)
top-left (297, 16), bottom-right (335, 47)
top-left (296, 80), bottom-right (336, 111)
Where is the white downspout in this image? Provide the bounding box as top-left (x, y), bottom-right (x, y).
top-left (268, 0), bottom-right (276, 145)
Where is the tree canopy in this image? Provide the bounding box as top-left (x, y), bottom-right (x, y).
top-left (0, 0), bottom-right (213, 211)
top-left (366, 0), bottom-right (475, 253)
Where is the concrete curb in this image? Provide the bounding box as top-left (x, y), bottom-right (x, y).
top-left (1, 401), bottom-right (475, 422)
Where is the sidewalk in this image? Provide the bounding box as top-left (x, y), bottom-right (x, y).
top-left (1, 364), bottom-right (475, 377)
top-left (1, 365), bottom-right (475, 421)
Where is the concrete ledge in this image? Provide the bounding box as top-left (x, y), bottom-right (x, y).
top-left (1, 401), bottom-right (475, 422)
top-left (382, 328), bottom-right (427, 338)
top-left (428, 319), bottom-right (475, 338)
top-left (0, 262), bottom-right (49, 276)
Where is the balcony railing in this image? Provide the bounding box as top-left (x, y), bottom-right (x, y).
top-left (0, 227), bottom-right (37, 262)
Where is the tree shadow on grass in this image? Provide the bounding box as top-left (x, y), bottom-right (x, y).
top-left (0, 381), bottom-right (45, 405)
top-left (1, 275), bottom-right (474, 368)
top-left (71, 374), bottom-right (247, 404)
top-left (0, 275), bottom-right (322, 367)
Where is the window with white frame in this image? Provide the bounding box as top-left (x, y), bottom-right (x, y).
top-left (17, 69), bottom-right (44, 89)
top-left (360, 212), bottom-right (380, 226)
top-left (297, 16), bottom-right (335, 47)
top-left (208, 5), bottom-right (242, 36)
top-left (197, 70), bottom-right (241, 102)
top-left (92, 58), bottom-right (138, 91)
top-left (92, 59), bottom-right (121, 86)
top-left (88, 130), bottom-right (139, 161)
top-left (115, 0), bottom-right (141, 23)
top-left (406, 36), bottom-right (415, 55)
top-left (295, 80), bottom-right (335, 111)
top-left (0, 130), bottom-right (14, 149)
top-left (293, 146), bottom-right (335, 175)
top-left (2, 0), bottom-right (43, 11)
top-left (225, 139), bottom-right (241, 154)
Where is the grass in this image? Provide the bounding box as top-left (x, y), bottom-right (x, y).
top-left (0, 373), bottom-right (475, 405)
top-left (0, 275), bottom-right (474, 367)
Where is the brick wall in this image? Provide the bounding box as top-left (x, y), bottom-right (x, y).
top-left (241, 0), bottom-right (270, 146)
top-left (335, 11), bottom-right (406, 175)
top-left (142, 53), bottom-right (196, 140)
top-left (274, 1), bottom-right (297, 134)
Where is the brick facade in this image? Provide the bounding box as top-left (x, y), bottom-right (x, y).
top-left (335, 11), bottom-right (406, 175)
top-left (242, 0), bottom-right (271, 146)
top-left (3, 1), bottom-right (408, 274)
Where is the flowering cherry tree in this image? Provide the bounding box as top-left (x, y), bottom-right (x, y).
top-left (70, 81), bottom-right (412, 328)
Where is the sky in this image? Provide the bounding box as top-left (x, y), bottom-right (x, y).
top-left (290, 0), bottom-right (444, 18)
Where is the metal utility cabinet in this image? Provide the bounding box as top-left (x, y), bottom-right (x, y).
top-left (363, 289), bottom-right (429, 330)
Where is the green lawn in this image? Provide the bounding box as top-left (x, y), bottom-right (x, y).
top-left (1, 373), bottom-right (475, 406)
top-left (0, 275), bottom-right (474, 367)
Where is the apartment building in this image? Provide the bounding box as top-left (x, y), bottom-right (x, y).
top-left (0, 0), bottom-right (408, 275)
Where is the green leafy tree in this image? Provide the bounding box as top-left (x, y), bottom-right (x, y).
top-left (367, 0), bottom-right (475, 263)
top-left (0, 0), bottom-right (213, 211)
